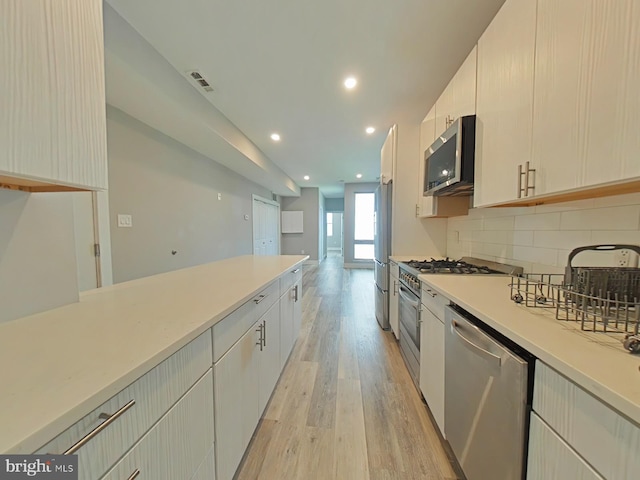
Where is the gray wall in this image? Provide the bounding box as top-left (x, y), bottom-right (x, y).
top-left (327, 212), bottom-right (343, 249)
top-left (325, 197), bottom-right (344, 212)
top-left (0, 190), bottom-right (79, 323)
top-left (281, 187), bottom-right (320, 261)
top-left (344, 182), bottom-right (378, 266)
top-left (320, 192), bottom-right (327, 261)
top-left (107, 107), bottom-right (272, 283)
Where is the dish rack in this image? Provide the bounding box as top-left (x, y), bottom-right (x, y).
top-left (509, 245), bottom-right (640, 354)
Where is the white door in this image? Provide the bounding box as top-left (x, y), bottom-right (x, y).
top-left (252, 195), bottom-right (280, 256)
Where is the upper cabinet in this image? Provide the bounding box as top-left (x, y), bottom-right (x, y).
top-left (0, 0), bottom-right (108, 192)
top-left (434, 47), bottom-right (478, 136)
top-left (380, 124), bottom-right (397, 185)
top-left (531, 0), bottom-right (640, 196)
top-left (473, 0), bottom-right (537, 208)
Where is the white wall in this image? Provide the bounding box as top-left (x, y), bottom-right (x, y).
top-left (281, 187), bottom-right (320, 262)
top-left (107, 107), bottom-right (273, 283)
top-left (0, 190), bottom-right (79, 323)
top-left (447, 192), bottom-right (640, 273)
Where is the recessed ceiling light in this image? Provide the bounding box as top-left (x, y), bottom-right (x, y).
top-left (270, 133), bottom-right (281, 141)
top-left (356, 174), bottom-right (363, 179)
top-left (303, 175), bottom-right (310, 181)
top-left (344, 76), bottom-right (357, 89)
top-left (365, 127), bottom-right (375, 135)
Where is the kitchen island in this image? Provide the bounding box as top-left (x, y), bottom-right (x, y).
top-left (0, 254), bottom-right (306, 477)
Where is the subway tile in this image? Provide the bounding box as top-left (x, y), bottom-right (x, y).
top-left (483, 216), bottom-right (515, 231)
top-left (534, 198), bottom-right (595, 213)
top-left (511, 231), bottom-right (534, 246)
top-left (514, 212), bottom-right (561, 231)
top-left (512, 246), bottom-right (559, 266)
top-left (530, 263), bottom-right (564, 275)
top-left (481, 243), bottom-right (514, 259)
top-left (477, 230), bottom-right (511, 244)
top-left (533, 231), bottom-right (592, 250)
top-left (496, 257), bottom-right (532, 272)
top-left (591, 230), bottom-right (640, 245)
top-left (560, 205), bottom-right (640, 231)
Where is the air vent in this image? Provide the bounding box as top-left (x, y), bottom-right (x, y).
top-left (186, 70), bottom-right (214, 93)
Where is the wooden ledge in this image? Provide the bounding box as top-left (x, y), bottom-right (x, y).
top-left (0, 175), bottom-right (87, 193)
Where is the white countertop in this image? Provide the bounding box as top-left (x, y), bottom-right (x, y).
top-left (419, 275), bottom-right (640, 425)
top-left (0, 255), bottom-right (307, 454)
top-left (389, 255), bottom-right (429, 263)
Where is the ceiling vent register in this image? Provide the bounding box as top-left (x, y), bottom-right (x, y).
top-left (186, 70), bottom-right (214, 92)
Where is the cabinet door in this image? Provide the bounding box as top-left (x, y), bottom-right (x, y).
top-left (527, 413), bottom-right (604, 480)
top-left (389, 273), bottom-right (399, 339)
top-left (214, 325), bottom-right (260, 480)
top-left (418, 106), bottom-right (437, 217)
top-left (380, 125), bottom-right (397, 184)
top-left (102, 370), bottom-right (215, 480)
top-left (258, 301), bottom-right (281, 415)
top-left (279, 290), bottom-right (294, 369)
top-left (0, 0), bottom-right (107, 190)
top-left (450, 47), bottom-right (477, 122)
top-left (419, 308), bottom-right (445, 436)
top-left (474, 0), bottom-right (536, 207)
top-left (292, 278), bottom-right (302, 339)
top-left (532, 0), bottom-right (640, 195)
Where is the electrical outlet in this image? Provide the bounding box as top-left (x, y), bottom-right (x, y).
top-left (301, 249), bottom-right (305, 254)
top-left (117, 214), bottom-right (132, 228)
top-left (217, 193), bottom-right (222, 200)
top-left (614, 249), bottom-right (639, 267)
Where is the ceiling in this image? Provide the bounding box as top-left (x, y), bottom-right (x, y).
top-left (105, 0), bottom-right (505, 198)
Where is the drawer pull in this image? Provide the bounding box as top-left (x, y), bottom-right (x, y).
top-left (127, 469), bottom-right (141, 480)
top-left (254, 294), bottom-right (267, 304)
top-left (292, 268), bottom-right (300, 274)
top-left (63, 399), bottom-right (136, 455)
top-left (293, 284), bottom-right (299, 302)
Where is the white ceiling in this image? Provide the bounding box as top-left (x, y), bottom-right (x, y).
top-left (105, 0), bottom-right (505, 198)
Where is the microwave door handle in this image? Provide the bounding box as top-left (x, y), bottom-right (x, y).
top-left (451, 320), bottom-right (501, 367)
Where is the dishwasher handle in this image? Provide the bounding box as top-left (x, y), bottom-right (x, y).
top-left (451, 320), bottom-right (501, 367)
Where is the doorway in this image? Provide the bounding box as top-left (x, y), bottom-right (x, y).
top-left (326, 212), bottom-right (343, 256)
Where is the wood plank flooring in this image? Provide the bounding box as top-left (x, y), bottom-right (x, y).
top-left (236, 254), bottom-right (459, 480)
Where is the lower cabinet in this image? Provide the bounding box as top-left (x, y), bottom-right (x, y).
top-left (101, 370), bottom-right (215, 480)
top-left (258, 301), bottom-right (282, 415)
top-left (418, 306), bottom-right (445, 435)
top-left (214, 324), bottom-right (261, 480)
top-left (527, 413), bottom-right (603, 480)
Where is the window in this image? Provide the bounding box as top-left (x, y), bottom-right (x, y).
top-left (354, 192), bottom-right (375, 260)
top-left (327, 212), bottom-right (333, 237)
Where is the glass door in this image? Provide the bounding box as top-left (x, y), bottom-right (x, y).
top-left (354, 192), bottom-right (375, 260)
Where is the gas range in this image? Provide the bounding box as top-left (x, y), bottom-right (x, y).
top-left (398, 257), bottom-right (523, 297)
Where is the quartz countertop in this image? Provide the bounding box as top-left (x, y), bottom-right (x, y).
top-left (418, 274), bottom-right (640, 425)
top-left (0, 255), bottom-right (307, 454)
top-left (389, 255), bottom-right (430, 263)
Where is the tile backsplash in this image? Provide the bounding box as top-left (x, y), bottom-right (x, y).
top-left (446, 192), bottom-right (640, 274)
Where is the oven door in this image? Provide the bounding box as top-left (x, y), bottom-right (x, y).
top-left (398, 285), bottom-right (420, 349)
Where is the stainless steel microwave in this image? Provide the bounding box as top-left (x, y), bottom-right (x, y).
top-left (423, 115), bottom-right (476, 196)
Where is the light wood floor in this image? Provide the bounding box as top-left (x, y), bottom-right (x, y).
top-left (236, 253), bottom-right (459, 480)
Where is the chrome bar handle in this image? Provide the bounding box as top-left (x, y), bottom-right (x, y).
top-left (63, 400), bottom-right (136, 455)
top-left (293, 285), bottom-right (299, 302)
top-left (256, 323), bottom-right (264, 351)
top-left (263, 320), bottom-right (267, 348)
top-left (254, 294), bottom-right (267, 304)
top-left (451, 320), bottom-right (501, 367)
top-left (291, 268), bottom-right (300, 274)
top-left (517, 164), bottom-right (525, 198)
top-left (525, 161), bottom-right (536, 196)
top-left (127, 469), bottom-right (141, 480)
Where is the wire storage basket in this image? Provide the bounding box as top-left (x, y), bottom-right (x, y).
top-left (510, 245), bottom-right (640, 353)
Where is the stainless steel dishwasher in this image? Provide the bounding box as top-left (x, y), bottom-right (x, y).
top-left (444, 305), bottom-right (534, 480)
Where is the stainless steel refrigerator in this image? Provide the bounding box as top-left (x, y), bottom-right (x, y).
top-left (374, 182), bottom-right (392, 330)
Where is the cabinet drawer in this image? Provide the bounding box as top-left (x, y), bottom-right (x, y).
top-left (37, 331), bottom-right (212, 480)
top-left (533, 362), bottom-right (640, 480)
top-left (390, 262), bottom-right (399, 279)
top-left (527, 413), bottom-right (603, 480)
top-left (102, 369), bottom-right (215, 480)
top-left (213, 281), bottom-right (278, 362)
top-left (420, 282), bottom-right (449, 320)
top-left (279, 266), bottom-right (302, 297)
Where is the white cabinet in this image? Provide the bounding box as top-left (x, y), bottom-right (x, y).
top-left (258, 301), bottom-right (281, 415)
top-left (102, 370), bottom-right (215, 480)
top-left (0, 0), bottom-right (107, 191)
top-left (292, 276), bottom-right (302, 339)
top-left (434, 47), bottom-right (478, 136)
top-left (279, 268), bottom-right (302, 368)
top-left (380, 125), bottom-right (397, 185)
top-left (389, 262), bottom-right (399, 339)
top-left (418, 290), bottom-right (446, 436)
top-left (473, 0), bottom-right (537, 207)
top-left (527, 413), bottom-right (603, 480)
top-left (532, 361), bottom-right (640, 480)
top-left (417, 106), bottom-right (470, 218)
top-left (214, 323), bottom-right (261, 480)
top-left (531, 0), bottom-right (640, 196)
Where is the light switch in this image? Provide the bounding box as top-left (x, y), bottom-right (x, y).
top-left (117, 214), bottom-right (133, 228)
top-left (218, 193), bottom-right (222, 200)
top-left (244, 214), bottom-right (249, 221)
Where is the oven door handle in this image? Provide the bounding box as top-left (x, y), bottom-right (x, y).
top-left (398, 286), bottom-right (420, 309)
top-left (451, 320), bottom-right (501, 367)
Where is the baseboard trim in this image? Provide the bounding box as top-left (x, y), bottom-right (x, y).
top-left (344, 262), bottom-right (374, 269)
top-left (304, 260), bottom-right (319, 266)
